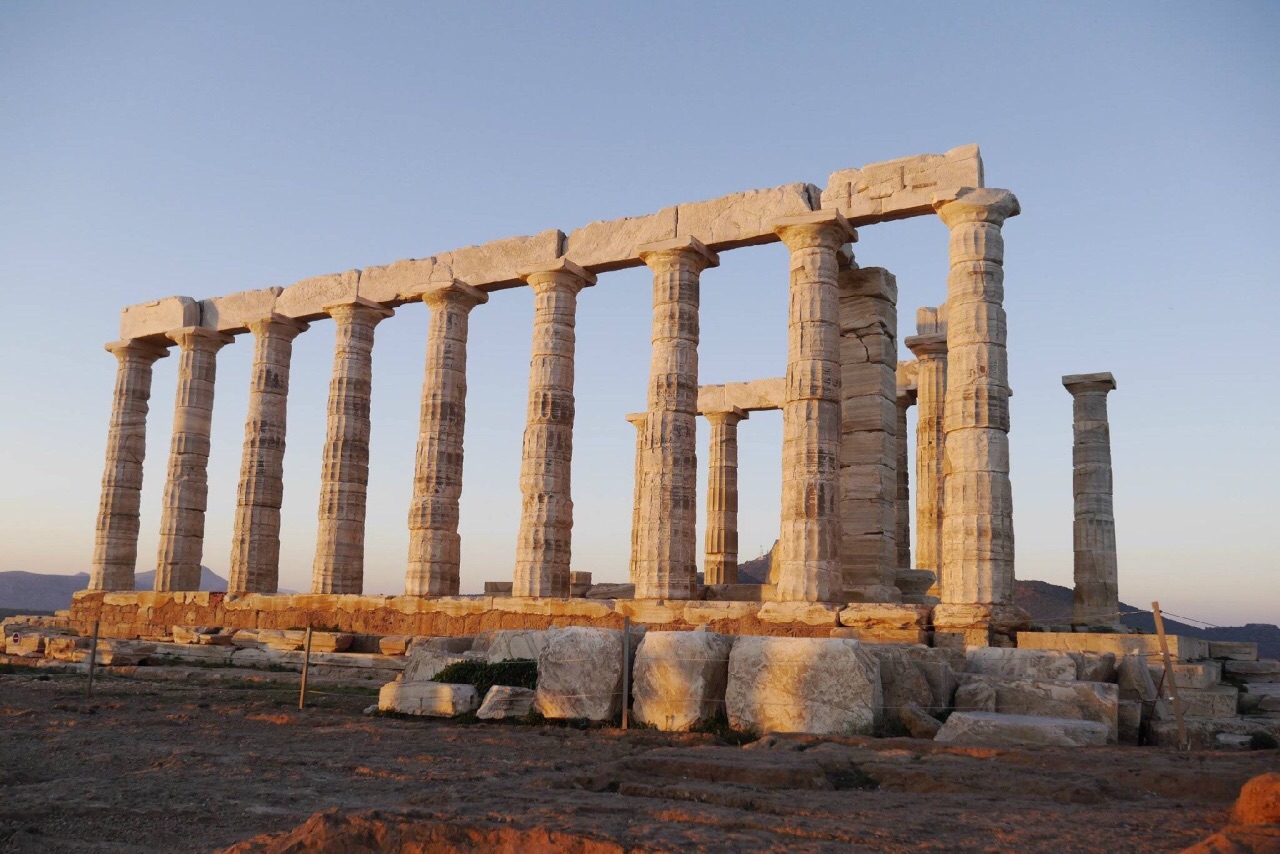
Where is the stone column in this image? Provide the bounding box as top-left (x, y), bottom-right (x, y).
top-left (932, 188), bottom-right (1027, 644)
top-left (625, 412), bottom-right (646, 585)
top-left (154, 326), bottom-right (234, 592)
top-left (228, 315), bottom-right (308, 595)
top-left (1063, 372), bottom-right (1120, 628)
top-left (405, 280), bottom-right (488, 597)
top-left (704, 408), bottom-right (747, 585)
top-left (632, 237), bottom-right (718, 600)
top-left (906, 319), bottom-right (948, 592)
top-left (895, 388), bottom-right (916, 569)
top-left (512, 260), bottom-right (596, 598)
top-left (836, 262), bottom-right (900, 602)
top-left (311, 298), bottom-right (393, 594)
top-left (774, 212), bottom-right (856, 602)
top-left (89, 339), bottom-right (169, 591)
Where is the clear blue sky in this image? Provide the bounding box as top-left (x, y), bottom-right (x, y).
top-left (1, 2), bottom-right (1276, 625)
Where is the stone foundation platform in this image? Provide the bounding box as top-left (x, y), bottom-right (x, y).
top-left (69, 591), bottom-right (931, 643)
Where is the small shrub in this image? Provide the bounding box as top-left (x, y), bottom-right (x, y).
top-left (431, 658), bottom-right (537, 699)
top-left (1249, 732), bottom-right (1279, 751)
top-left (691, 711), bottom-right (757, 746)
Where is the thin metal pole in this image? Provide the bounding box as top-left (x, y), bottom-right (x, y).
top-left (621, 616), bottom-right (631, 730)
top-left (86, 619), bottom-right (101, 698)
top-left (1152, 602), bottom-right (1188, 751)
top-left (298, 626), bottom-right (313, 710)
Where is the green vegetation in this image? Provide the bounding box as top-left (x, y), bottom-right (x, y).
top-left (431, 658), bottom-right (538, 699)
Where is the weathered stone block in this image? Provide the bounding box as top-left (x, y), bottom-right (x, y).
top-left (1208, 641), bottom-right (1258, 662)
top-left (120, 296), bottom-right (200, 340)
top-left (1178, 685), bottom-right (1240, 719)
top-left (357, 257), bottom-right (444, 304)
top-left (1225, 660), bottom-right (1280, 683)
top-left (676, 183), bottom-right (815, 250)
top-left (865, 644), bottom-right (957, 714)
top-left (535, 627), bottom-right (626, 721)
top-left (935, 711), bottom-right (1109, 748)
top-left (199, 287), bottom-right (282, 332)
top-left (378, 636), bottom-right (413, 656)
top-left (964, 648), bottom-right (1077, 681)
top-left (1147, 660), bottom-right (1222, 690)
top-left (1068, 651), bottom-right (1118, 683)
top-left (472, 629), bottom-right (549, 663)
top-left (632, 630), bottom-right (734, 732)
top-left (378, 681), bottom-right (479, 717)
top-left (437, 229), bottom-right (562, 289)
top-left (1118, 699), bottom-right (1143, 744)
top-left (956, 674), bottom-right (1119, 742)
top-left (476, 685), bottom-right (536, 720)
top-left (562, 206), bottom-right (677, 272)
top-left (275, 270), bottom-right (360, 320)
top-left (822, 145), bottom-right (983, 226)
top-left (1018, 631), bottom-right (1209, 662)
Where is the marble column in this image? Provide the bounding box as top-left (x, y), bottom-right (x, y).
top-left (312, 298), bottom-right (393, 594)
top-left (933, 188), bottom-right (1021, 607)
top-left (704, 408), bottom-right (747, 585)
top-left (895, 388), bottom-right (916, 569)
top-left (1063, 372), bottom-right (1120, 627)
top-left (513, 260), bottom-right (596, 598)
top-left (154, 326), bottom-right (234, 592)
top-left (632, 237), bottom-right (718, 600)
top-left (625, 412), bottom-right (646, 585)
top-left (228, 315), bottom-right (308, 595)
top-left (89, 339), bottom-right (169, 591)
top-left (774, 212), bottom-right (856, 602)
top-left (906, 319), bottom-right (948, 593)
top-left (405, 280), bottom-right (488, 597)
top-left (836, 262), bottom-right (900, 602)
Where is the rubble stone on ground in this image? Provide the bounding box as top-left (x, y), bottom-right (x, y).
top-left (935, 711), bottom-right (1110, 748)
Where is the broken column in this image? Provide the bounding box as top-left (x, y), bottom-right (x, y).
top-left (835, 261), bottom-right (900, 602)
top-left (228, 315), bottom-right (308, 595)
top-left (632, 237), bottom-right (718, 600)
top-left (704, 407), bottom-right (747, 585)
top-left (154, 326), bottom-right (234, 592)
top-left (895, 383), bottom-right (916, 569)
top-left (512, 260), bottom-right (595, 598)
top-left (311, 298), bottom-right (393, 594)
top-left (774, 212), bottom-right (856, 602)
top-left (932, 188), bottom-right (1027, 644)
top-left (89, 339), bottom-right (170, 591)
top-left (905, 307), bottom-right (948, 593)
top-left (405, 280), bottom-right (488, 597)
top-left (1063, 372), bottom-right (1120, 628)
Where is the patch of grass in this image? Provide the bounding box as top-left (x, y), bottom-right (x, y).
top-left (431, 658), bottom-right (537, 699)
top-left (0, 663), bottom-right (43, 675)
top-left (691, 711), bottom-right (758, 746)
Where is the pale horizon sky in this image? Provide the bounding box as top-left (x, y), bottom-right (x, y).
top-left (1, 2), bottom-right (1277, 625)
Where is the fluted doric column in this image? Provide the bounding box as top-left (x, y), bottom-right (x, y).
top-left (154, 326), bottom-right (234, 591)
top-left (906, 315), bottom-right (948, 594)
top-left (1063, 372), bottom-right (1120, 627)
top-left (312, 298), bottom-right (393, 594)
top-left (632, 237), bottom-right (718, 600)
top-left (228, 315), bottom-right (308, 595)
top-left (895, 387), bottom-right (916, 569)
top-left (625, 412), bottom-right (646, 584)
top-left (934, 188), bottom-right (1021, 607)
top-left (774, 212), bottom-right (856, 602)
top-left (704, 408), bottom-right (747, 585)
top-left (513, 260), bottom-right (596, 598)
top-left (405, 280), bottom-right (488, 597)
top-left (89, 339), bottom-right (169, 591)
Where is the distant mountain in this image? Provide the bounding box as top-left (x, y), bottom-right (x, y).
top-left (0, 567), bottom-right (227, 613)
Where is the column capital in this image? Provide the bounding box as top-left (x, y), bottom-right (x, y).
top-left (773, 210), bottom-right (857, 252)
top-left (896, 387), bottom-right (918, 408)
top-left (905, 332), bottom-right (948, 359)
top-left (246, 313), bottom-right (309, 341)
top-left (1063, 372), bottom-right (1117, 395)
top-left (933, 187), bottom-right (1020, 228)
top-left (420, 279), bottom-right (488, 311)
top-left (323, 296), bottom-right (394, 325)
top-left (519, 258), bottom-right (597, 292)
top-left (625, 411), bottom-right (647, 428)
top-left (165, 326), bottom-right (234, 352)
top-left (703, 407), bottom-right (748, 426)
top-left (637, 235), bottom-right (719, 272)
top-left (104, 338), bottom-right (170, 364)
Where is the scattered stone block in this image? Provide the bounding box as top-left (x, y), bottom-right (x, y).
top-left (1209, 641), bottom-right (1258, 662)
top-left (866, 644), bottom-right (956, 715)
top-left (378, 636), bottom-right (412, 656)
top-left (1244, 683), bottom-right (1280, 713)
top-left (472, 630), bottom-right (549, 663)
top-left (1068, 651), bottom-right (1117, 683)
top-left (483, 582), bottom-right (514, 595)
top-left (1018, 631), bottom-right (1209, 662)
top-left (1214, 733), bottom-right (1254, 751)
top-left (632, 630), bottom-right (734, 732)
top-left (954, 679), bottom-right (998, 713)
top-left (964, 648), bottom-right (1077, 681)
top-left (412, 636), bottom-right (476, 654)
top-left (725, 636), bottom-right (881, 737)
top-left (1178, 685), bottom-right (1240, 719)
top-left (1118, 699), bottom-right (1142, 744)
top-left (898, 701), bottom-right (941, 740)
top-left (476, 685), bottom-right (536, 720)
top-left (307, 632), bottom-right (354, 654)
top-left (535, 627), bottom-right (627, 721)
top-left (43, 636), bottom-right (90, 661)
top-left (955, 674), bottom-right (1119, 742)
top-left (401, 648), bottom-right (470, 683)
top-left (5, 632), bottom-right (48, 656)
top-left (1225, 660), bottom-right (1280, 683)
top-left (570, 571), bottom-right (593, 597)
top-left (378, 681), bottom-right (479, 717)
top-left (934, 711), bottom-right (1109, 748)
top-left (1117, 654), bottom-right (1158, 701)
top-left (585, 583), bottom-right (635, 600)
top-left (1147, 660), bottom-right (1222, 690)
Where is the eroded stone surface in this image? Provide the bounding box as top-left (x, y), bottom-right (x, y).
top-left (935, 711), bottom-right (1109, 748)
top-left (632, 630), bottom-right (734, 732)
top-left (378, 681), bottom-right (478, 717)
top-left (476, 685), bottom-right (536, 720)
top-left (535, 627), bottom-right (626, 721)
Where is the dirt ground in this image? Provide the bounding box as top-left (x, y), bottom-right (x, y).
top-left (1, 669), bottom-right (1275, 853)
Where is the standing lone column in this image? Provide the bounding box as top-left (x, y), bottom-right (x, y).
top-left (90, 339), bottom-right (169, 591)
top-left (406, 280), bottom-right (488, 597)
top-left (632, 237), bottom-right (718, 600)
top-left (228, 315), bottom-right (308, 595)
top-left (1063, 372), bottom-right (1120, 627)
top-left (774, 212), bottom-right (856, 602)
top-left (704, 408), bottom-right (747, 585)
top-left (155, 327), bottom-right (234, 591)
top-left (312, 298), bottom-right (393, 594)
top-left (895, 387), bottom-right (916, 569)
top-left (513, 260), bottom-right (596, 598)
top-left (933, 189), bottom-right (1021, 609)
top-left (906, 315), bottom-right (948, 593)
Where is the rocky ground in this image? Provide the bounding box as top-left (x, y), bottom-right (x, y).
top-left (0, 669), bottom-right (1275, 853)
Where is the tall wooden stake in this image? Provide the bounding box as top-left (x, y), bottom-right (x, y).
top-left (1152, 602), bottom-right (1188, 751)
top-left (621, 616), bottom-right (631, 730)
top-left (85, 619), bottom-right (101, 698)
top-left (298, 626), bottom-right (313, 710)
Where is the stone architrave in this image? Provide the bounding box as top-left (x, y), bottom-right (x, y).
top-left (228, 315), bottom-right (308, 595)
top-left (906, 314), bottom-right (948, 593)
top-left (311, 298), bottom-right (393, 594)
top-left (632, 237), bottom-right (719, 600)
top-left (625, 412), bottom-right (646, 583)
top-left (895, 387), bottom-right (916, 569)
top-left (512, 260), bottom-right (596, 598)
top-left (89, 339), bottom-right (170, 591)
top-left (405, 280), bottom-right (488, 597)
top-left (836, 262), bottom-right (899, 602)
top-left (154, 326), bottom-right (234, 592)
top-left (932, 188), bottom-right (1021, 609)
top-left (704, 407), bottom-right (747, 585)
top-left (1063, 372), bottom-right (1120, 627)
